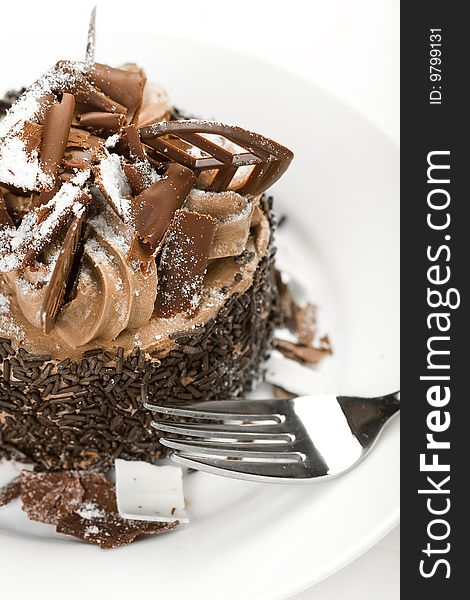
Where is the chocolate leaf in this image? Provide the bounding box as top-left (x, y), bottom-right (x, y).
top-left (139, 120), bottom-right (293, 196)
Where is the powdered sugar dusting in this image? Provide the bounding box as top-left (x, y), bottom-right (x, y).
top-left (0, 170), bottom-right (89, 272)
top-left (0, 136), bottom-right (42, 190)
top-left (0, 291), bottom-right (25, 341)
top-left (76, 501), bottom-right (106, 520)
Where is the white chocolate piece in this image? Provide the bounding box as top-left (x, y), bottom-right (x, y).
top-left (115, 459), bottom-right (189, 524)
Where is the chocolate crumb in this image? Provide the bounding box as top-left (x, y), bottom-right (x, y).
top-left (56, 471), bottom-right (177, 549)
top-left (0, 475), bottom-right (21, 507)
top-left (274, 339), bottom-right (332, 366)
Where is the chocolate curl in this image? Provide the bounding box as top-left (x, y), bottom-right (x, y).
top-left (155, 210), bottom-right (217, 317)
top-left (41, 208), bottom-right (88, 334)
top-left (130, 163), bottom-right (196, 257)
top-left (39, 93), bottom-right (76, 190)
top-left (52, 61), bottom-right (128, 116)
top-left (76, 111), bottom-right (126, 132)
top-left (63, 128), bottom-right (106, 171)
top-left (0, 193), bottom-right (14, 229)
top-left (88, 63), bottom-right (146, 123)
top-left (85, 6), bottom-right (97, 62)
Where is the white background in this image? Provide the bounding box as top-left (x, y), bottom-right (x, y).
top-left (1, 1), bottom-right (399, 598)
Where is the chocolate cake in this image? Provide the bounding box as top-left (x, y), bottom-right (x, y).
top-left (0, 24), bottom-right (293, 471)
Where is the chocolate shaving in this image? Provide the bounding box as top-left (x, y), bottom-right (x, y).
top-left (274, 338), bottom-right (332, 366)
top-left (130, 163), bottom-right (196, 257)
top-left (88, 63), bottom-right (146, 124)
top-left (41, 208), bottom-right (88, 334)
top-left (50, 61), bottom-right (128, 116)
top-left (0, 475), bottom-right (21, 507)
top-left (56, 471), bottom-right (177, 549)
top-left (155, 210), bottom-right (217, 317)
top-left (20, 470), bottom-right (84, 525)
top-left (139, 120), bottom-right (293, 196)
top-left (77, 111), bottom-right (126, 132)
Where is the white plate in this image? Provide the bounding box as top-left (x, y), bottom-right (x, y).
top-left (0, 33), bottom-right (399, 600)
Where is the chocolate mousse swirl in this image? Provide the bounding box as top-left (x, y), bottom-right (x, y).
top-left (0, 28), bottom-right (293, 350)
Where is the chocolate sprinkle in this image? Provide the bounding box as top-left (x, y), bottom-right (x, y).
top-left (0, 197), bottom-right (281, 470)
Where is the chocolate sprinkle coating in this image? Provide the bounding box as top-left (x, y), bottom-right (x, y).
top-left (0, 197), bottom-right (281, 471)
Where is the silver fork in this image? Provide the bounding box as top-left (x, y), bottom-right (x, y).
top-left (145, 392), bottom-right (400, 484)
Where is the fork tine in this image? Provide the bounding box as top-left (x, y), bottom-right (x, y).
top-left (171, 453), bottom-right (313, 482)
top-left (144, 399), bottom-right (285, 422)
top-left (160, 435), bottom-right (294, 452)
top-left (160, 437), bottom-right (302, 461)
top-left (151, 420), bottom-right (295, 442)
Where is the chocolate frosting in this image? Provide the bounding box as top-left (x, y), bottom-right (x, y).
top-left (0, 31), bottom-right (292, 356)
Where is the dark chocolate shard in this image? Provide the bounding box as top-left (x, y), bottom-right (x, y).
top-left (130, 163), bottom-right (196, 257)
top-left (39, 93), bottom-right (76, 190)
top-left (274, 338), bottom-right (332, 366)
top-left (77, 111), bottom-right (126, 132)
top-left (87, 63), bottom-right (146, 123)
top-left (56, 471), bottom-right (177, 549)
top-left (139, 120), bottom-right (293, 196)
top-left (41, 208), bottom-right (88, 334)
top-left (0, 475), bottom-right (21, 507)
top-left (155, 210), bottom-right (217, 317)
top-left (20, 470), bottom-right (84, 525)
top-left (0, 193), bottom-right (14, 229)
